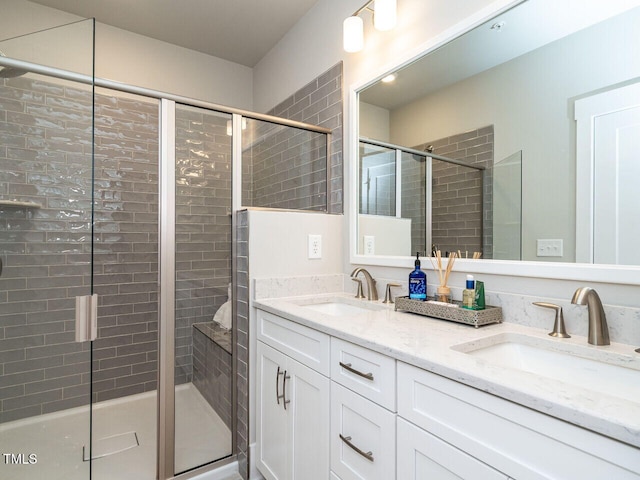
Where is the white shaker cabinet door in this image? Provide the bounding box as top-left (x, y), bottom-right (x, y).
top-left (397, 418), bottom-right (508, 480)
top-left (289, 353), bottom-right (330, 480)
top-left (257, 340), bottom-right (330, 480)
top-left (257, 341), bottom-right (290, 480)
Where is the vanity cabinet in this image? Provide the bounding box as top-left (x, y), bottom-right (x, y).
top-left (255, 308), bottom-right (640, 480)
top-left (256, 311), bottom-right (330, 480)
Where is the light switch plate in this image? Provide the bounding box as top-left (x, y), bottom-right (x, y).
top-left (537, 239), bottom-right (563, 257)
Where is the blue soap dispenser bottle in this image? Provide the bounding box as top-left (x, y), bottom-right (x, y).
top-left (409, 252), bottom-right (427, 300)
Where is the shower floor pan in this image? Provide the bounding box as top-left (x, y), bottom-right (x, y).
top-left (0, 383), bottom-right (232, 480)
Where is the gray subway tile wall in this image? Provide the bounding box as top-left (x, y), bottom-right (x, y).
top-left (234, 209), bottom-right (249, 480)
top-left (260, 62), bottom-right (343, 214)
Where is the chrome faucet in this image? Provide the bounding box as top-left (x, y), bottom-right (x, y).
top-left (350, 268), bottom-right (378, 301)
top-left (571, 287), bottom-right (610, 345)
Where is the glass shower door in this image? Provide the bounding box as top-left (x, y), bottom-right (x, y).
top-left (173, 104), bottom-right (233, 475)
top-left (88, 88), bottom-right (160, 480)
top-left (0, 16), bottom-right (96, 480)
top-left (0, 71), bottom-right (94, 479)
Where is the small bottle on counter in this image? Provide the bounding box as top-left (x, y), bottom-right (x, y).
top-left (462, 275), bottom-right (475, 309)
top-left (409, 252), bottom-right (427, 300)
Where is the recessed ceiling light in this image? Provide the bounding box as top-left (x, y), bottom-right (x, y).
top-left (381, 74), bottom-right (396, 83)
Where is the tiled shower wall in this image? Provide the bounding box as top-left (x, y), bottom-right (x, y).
top-left (414, 125), bottom-right (494, 258)
top-left (242, 62), bottom-right (343, 214)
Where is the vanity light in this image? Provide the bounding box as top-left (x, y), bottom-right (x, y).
top-left (343, 0), bottom-right (398, 53)
top-left (343, 16), bottom-right (364, 53)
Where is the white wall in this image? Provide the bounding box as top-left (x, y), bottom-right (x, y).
top-left (359, 102), bottom-right (390, 141)
top-left (2, 0), bottom-right (253, 109)
top-left (248, 210), bottom-right (343, 277)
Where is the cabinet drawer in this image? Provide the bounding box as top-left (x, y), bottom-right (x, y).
top-left (257, 309), bottom-right (330, 375)
top-left (397, 362), bottom-right (640, 480)
top-left (330, 337), bottom-right (396, 411)
top-left (331, 382), bottom-right (395, 480)
top-left (397, 417), bottom-right (507, 480)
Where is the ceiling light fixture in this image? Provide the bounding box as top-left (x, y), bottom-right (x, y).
top-left (381, 73), bottom-right (396, 83)
top-left (343, 0), bottom-right (398, 53)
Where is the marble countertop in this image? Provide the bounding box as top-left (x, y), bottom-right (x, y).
top-left (254, 293), bottom-right (640, 449)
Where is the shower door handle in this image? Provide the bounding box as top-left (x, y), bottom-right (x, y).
top-left (75, 294), bottom-right (98, 342)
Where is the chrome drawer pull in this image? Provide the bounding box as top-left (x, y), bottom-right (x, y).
top-left (339, 434), bottom-right (374, 462)
top-left (339, 362), bottom-right (374, 381)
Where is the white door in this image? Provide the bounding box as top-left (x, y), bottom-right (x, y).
top-left (594, 105), bottom-right (640, 265)
top-left (256, 342), bottom-right (289, 480)
top-left (575, 82), bottom-right (640, 264)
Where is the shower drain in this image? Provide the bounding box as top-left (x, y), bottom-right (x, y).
top-left (82, 431), bottom-right (140, 461)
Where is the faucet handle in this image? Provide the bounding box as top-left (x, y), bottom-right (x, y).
top-left (352, 278), bottom-right (365, 299)
top-left (383, 283), bottom-right (402, 304)
top-left (533, 302), bottom-right (570, 338)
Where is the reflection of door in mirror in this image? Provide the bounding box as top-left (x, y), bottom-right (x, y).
top-left (359, 143), bottom-right (396, 216)
top-left (358, 142), bottom-right (413, 256)
top-left (594, 104), bottom-right (640, 265)
top-left (575, 82), bottom-right (640, 265)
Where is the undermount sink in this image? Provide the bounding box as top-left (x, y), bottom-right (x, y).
top-left (292, 297), bottom-right (386, 316)
top-left (453, 333), bottom-right (640, 402)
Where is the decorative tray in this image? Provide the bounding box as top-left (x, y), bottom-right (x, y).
top-left (394, 296), bottom-right (502, 328)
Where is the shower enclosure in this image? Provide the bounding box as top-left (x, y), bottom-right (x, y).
top-left (0, 17), bottom-right (330, 480)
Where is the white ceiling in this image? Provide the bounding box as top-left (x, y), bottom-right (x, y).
top-left (28, 0), bottom-right (319, 67)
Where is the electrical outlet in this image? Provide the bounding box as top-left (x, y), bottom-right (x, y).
top-left (364, 235), bottom-right (375, 255)
top-left (308, 234), bottom-right (322, 259)
top-left (536, 239), bottom-right (563, 257)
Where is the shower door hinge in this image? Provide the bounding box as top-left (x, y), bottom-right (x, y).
top-left (75, 294), bottom-right (98, 342)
